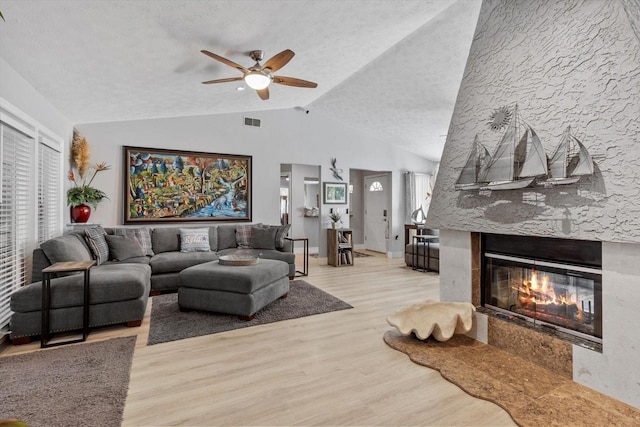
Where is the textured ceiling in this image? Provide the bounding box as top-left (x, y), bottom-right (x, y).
top-left (0, 0), bottom-right (481, 161)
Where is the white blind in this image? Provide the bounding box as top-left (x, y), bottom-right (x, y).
top-left (0, 123), bottom-right (33, 330)
top-left (38, 139), bottom-right (62, 243)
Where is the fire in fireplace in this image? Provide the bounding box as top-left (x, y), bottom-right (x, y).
top-left (482, 234), bottom-right (602, 343)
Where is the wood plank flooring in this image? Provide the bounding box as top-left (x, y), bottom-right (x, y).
top-left (2, 253), bottom-right (516, 426)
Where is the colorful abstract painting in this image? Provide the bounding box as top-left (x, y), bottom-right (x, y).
top-left (123, 146), bottom-right (251, 223)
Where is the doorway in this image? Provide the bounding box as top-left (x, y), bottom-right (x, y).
top-left (364, 173), bottom-right (390, 253)
top-left (280, 163), bottom-right (321, 254)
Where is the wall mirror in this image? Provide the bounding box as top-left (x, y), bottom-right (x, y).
top-left (304, 178), bottom-right (320, 216)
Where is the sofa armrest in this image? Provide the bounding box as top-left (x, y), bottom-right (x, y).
top-left (31, 248), bottom-right (52, 283)
top-left (279, 240), bottom-right (293, 253)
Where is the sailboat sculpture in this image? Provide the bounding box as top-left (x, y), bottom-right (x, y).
top-left (455, 135), bottom-right (491, 190)
top-left (479, 105), bottom-right (548, 190)
top-left (542, 126), bottom-right (594, 186)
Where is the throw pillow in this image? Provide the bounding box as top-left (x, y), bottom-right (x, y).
top-left (216, 225), bottom-right (236, 250)
top-left (274, 224), bottom-right (291, 249)
top-left (84, 226), bottom-right (109, 265)
top-left (255, 224), bottom-right (290, 249)
top-left (113, 227), bottom-right (155, 256)
top-left (105, 235), bottom-right (145, 261)
top-left (235, 224), bottom-right (253, 249)
top-left (151, 227), bottom-right (181, 253)
top-left (180, 228), bottom-right (210, 252)
top-left (40, 233), bottom-right (93, 264)
top-left (251, 227), bottom-right (277, 250)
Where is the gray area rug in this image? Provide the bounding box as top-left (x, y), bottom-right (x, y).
top-left (0, 336), bottom-right (136, 427)
top-left (148, 280), bottom-right (352, 345)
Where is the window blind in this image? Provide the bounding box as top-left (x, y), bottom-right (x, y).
top-left (0, 123), bottom-right (33, 331)
top-left (38, 139), bottom-right (62, 244)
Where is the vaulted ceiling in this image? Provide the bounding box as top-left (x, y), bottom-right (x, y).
top-left (0, 0), bottom-right (481, 161)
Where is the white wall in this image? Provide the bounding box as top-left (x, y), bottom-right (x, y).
top-left (290, 164), bottom-right (320, 251)
top-left (0, 58), bottom-right (73, 144)
top-left (76, 108), bottom-right (435, 257)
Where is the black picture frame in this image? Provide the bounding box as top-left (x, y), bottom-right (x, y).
top-left (123, 146), bottom-right (252, 224)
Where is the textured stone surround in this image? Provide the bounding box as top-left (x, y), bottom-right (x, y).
top-left (428, 0), bottom-right (640, 244)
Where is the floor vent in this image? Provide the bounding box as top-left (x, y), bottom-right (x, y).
top-left (244, 117), bottom-right (261, 127)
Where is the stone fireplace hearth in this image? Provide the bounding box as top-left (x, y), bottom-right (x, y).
top-left (438, 229), bottom-right (640, 409)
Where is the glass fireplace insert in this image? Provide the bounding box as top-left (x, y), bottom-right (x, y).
top-left (482, 234), bottom-right (602, 344)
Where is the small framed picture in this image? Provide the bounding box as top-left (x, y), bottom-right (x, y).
top-left (323, 182), bottom-right (347, 204)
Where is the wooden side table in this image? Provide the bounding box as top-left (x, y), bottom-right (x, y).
top-left (41, 260), bottom-right (96, 348)
top-left (285, 237), bottom-right (309, 277)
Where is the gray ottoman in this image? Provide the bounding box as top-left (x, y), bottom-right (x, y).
top-left (178, 259), bottom-right (290, 320)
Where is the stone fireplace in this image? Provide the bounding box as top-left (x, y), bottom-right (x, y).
top-left (437, 230), bottom-right (640, 408)
top-left (424, 0), bottom-right (640, 409)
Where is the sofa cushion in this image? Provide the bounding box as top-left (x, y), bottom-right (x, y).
top-left (153, 226), bottom-right (217, 253)
top-left (84, 226), bottom-right (109, 265)
top-left (40, 232), bottom-right (93, 264)
top-left (114, 227), bottom-right (154, 256)
top-left (217, 225), bottom-right (237, 250)
top-left (235, 224), bottom-right (253, 249)
top-left (180, 228), bottom-right (210, 252)
top-left (251, 226), bottom-right (277, 250)
top-left (256, 224), bottom-right (290, 249)
top-left (11, 263), bottom-right (151, 312)
top-left (149, 251), bottom-right (218, 275)
top-left (151, 227), bottom-right (181, 254)
top-left (274, 224), bottom-right (291, 249)
top-left (102, 256), bottom-right (150, 266)
top-left (105, 235), bottom-right (145, 261)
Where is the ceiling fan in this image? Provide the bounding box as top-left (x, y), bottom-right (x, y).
top-left (201, 49), bottom-right (318, 100)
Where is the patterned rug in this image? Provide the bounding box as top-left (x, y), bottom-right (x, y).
top-left (148, 280), bottom-right (352, 345)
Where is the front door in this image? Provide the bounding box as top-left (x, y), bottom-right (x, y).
top-left (364, 174), bottom-right (389, 253)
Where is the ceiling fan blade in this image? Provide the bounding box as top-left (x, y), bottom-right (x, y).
top-left (263, 49), bottom-right (295, 72)
top-left (272, 76), bottom-right (318, 88)
top-left (201, 50), bottom-right (247, 73)
top-left (202, 77), bottom-right (244, 84)
top-left (257, 87), bottom-right (270, 100)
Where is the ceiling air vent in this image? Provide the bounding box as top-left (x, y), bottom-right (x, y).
top-left (244, 117), bottom-right (261, 128)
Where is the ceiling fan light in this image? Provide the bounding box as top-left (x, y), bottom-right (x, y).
top-left (244, 71), bottom-right (271, 90)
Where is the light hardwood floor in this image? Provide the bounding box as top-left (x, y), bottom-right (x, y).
top-left (3, 253), bottom-right (516, 426)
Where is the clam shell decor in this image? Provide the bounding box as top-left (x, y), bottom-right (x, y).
top-left (387, 300), bottom-right (475, 341)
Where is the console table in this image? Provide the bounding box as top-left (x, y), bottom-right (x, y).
top-left (41, 260), bottom-right (95, 348)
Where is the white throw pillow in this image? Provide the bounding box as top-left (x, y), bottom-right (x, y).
top-left (180, 228), bottom-right (210, 252)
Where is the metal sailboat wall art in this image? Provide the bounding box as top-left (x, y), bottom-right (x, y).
top-left (544, 125), bottom-right (594, 186)
top-left (454, 105), bottom-right (596, 191)
top-left (454, 135), bottom-right (491, 190)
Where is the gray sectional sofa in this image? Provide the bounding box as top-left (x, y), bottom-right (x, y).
top-left (10, 223), bottom-right (293, 344)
